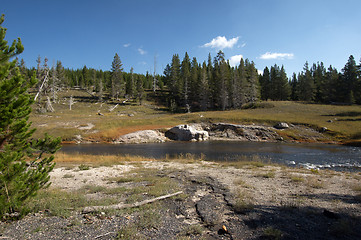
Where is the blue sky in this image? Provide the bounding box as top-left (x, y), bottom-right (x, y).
top-left (2, 0), bottom-right (361, 77)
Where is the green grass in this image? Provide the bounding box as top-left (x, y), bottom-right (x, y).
top-left (78, 164), bottom-right (90, 170)
top-left (24, 188), bottom-right (88, 218)
top-left (256, 170), bottom-right (276, 178)
top-left (262, 227), bottom-right (283, 240)
top-left (233, 190), bottom-right (255, 214)
top-left (116, 224), bottom-right (143, 240)
top-left (289, 174), bottom-right (305, 183)
top-left (178, 224), bottom-right (205, 237)
top-left (219, 155), bottom-right (267, 169)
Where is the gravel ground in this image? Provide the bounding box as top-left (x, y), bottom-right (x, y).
top-left (1, 160), bottom-right (360, 239)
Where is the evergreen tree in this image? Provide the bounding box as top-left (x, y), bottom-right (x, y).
top-left (268, 65), bottom-right (290, 101)
top-left (169, 54), bottom-right (181, 109)
top-left (0, 14), bottom-right (61, 219)
top-left (199, 62), bottom-right (209, 111)
top-left (55, 60), bottom-right (66, 86)
top-left (231, 66), bottom-right (242, 108)
top-left (244, 59), bottom-right (259, 103)
top-left (237, 58), bottom-right (247, 106)
top-left (214, 50), bottom-right (229, 110)
top-left (325, 65), bottom-right (339, 103)
top-left (207, 53), bottom-right (215, 108)
top-left (181, 52), bottom-right (191, 112)
top-left (259, 67), bottom-right (270, 100)
top-left (341, 55), bottom-right (358, 104)
top-left (297, 62), bottom-right (315, 101)
top-left (163, 64), bottom-right (171, 86)
top-left (190, 57), bottom-right (199, 108)
top-left (279, 65), bottom-right (291, 100)
top-left (311, 62), bottom-right (327, 103)
top-left (127, 67), bottom-right (136, 98)
top-left (136, 75), bottom-right (144, 105)
top-left (111, 53), bottom-right (123, 99)
top-left (290, 73), bottom-right (298, 101)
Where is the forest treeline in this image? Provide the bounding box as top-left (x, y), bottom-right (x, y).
top-left (17, 51), bottom-right (361, 112)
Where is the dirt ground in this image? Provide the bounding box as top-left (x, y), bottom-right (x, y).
top-left (1, 160), bottom-right (361, 239)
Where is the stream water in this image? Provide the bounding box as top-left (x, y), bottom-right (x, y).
top-left (60, 141), bottom-right (361, 172)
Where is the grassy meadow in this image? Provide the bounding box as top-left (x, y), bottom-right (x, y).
top-left (30, 89), bottom-right (361, 144)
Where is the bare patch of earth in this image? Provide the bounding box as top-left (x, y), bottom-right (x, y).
top-left (1, 161), bottom-right (360, 239)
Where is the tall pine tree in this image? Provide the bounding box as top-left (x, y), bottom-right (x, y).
top-left (341, 55), bottom-right (358, 104)
top-left (0, 14), bottom-right (61, 219)
top-left (111, 53), bottom-right (123, 99)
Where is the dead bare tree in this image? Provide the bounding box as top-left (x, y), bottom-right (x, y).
top-left (69, 96), bottom-right (75, 110)
top-left (34, 69), bottom-right (49, 102)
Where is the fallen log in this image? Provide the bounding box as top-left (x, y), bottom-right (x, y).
top-left (82, 191), bottom-right (183, 213)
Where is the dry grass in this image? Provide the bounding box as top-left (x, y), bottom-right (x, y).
top-left (306, 176), bottom-right (324, 189)
top-left (29, 89), bottom-right (361, 143)
top-left (54, 152), bottom-right (154, 167)
top-left (255, 170), bottom-right (276, 178)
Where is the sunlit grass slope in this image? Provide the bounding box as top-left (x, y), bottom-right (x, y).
top-left (30, 89), bottom-right (361, 143)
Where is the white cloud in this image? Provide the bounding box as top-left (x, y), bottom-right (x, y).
top-left (257, 69), bottom-right (263, 75)
top-left (123, 43), bottom-right (131, 48)
top-left (229, 54), bottom-right (243, 67)
top-left (260, 52), bottom-right (294, 60)
top-left (203, 36), bottom-right (239, 49)
top-left (138, 48), bottom-right (147, 55)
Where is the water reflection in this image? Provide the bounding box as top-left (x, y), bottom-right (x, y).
top-left (60, 141), bottom-right (361, 171)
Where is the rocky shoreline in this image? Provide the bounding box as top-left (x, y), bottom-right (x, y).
top-left (114, 122), bottom-right (329, 144)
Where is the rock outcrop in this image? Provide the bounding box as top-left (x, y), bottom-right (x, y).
top-left (115, 122), bottom-right (286, 144)
top-left (209, 123), bottom-right (282, 142)
top-left (115, 130), bottom-right (167, 144)
top-left (274, 122), bottom-right (289, 129)
top-left (165, 124), bottom-right (209, 141)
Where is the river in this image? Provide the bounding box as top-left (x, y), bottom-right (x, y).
top-left (60, 141), bottom-right (361, 172)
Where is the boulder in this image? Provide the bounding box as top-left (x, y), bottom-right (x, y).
top-left (165, 124), bottom-right (209, 141)
top-left (116, 130), bottom-right (167, 144)
top-left (320, 127), bottom-right (328, 133)
top-left (274, 122), bottom-right (289, 129)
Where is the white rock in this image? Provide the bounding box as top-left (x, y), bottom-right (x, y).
top-left (274, 122), bottom-right (289, 129)
top-left (116, 130), bottom-right (166, 144)
top-left (165, 124), bottom-right (209, 141)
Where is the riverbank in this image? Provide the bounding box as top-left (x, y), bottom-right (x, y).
top-left (113, 122), bottom-right (334, 144)
top-left (29, 95), bottom-right (361, 145)
top-left (1, 156), bottom-right (360, 239)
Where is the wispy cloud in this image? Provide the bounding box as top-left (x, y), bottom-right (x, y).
top-left (229, 54), bottom-right (243, 67)
top-left (202, 36), bottom-right (239, 49)
top-left (123, 43), bottom-right (131, 48)
top-left (138, 48), bottom-right (147, 55)
top-left (260, 52), bottom-right (294, 60)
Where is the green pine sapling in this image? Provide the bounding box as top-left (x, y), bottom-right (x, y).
top-left (0, 14), bottom-right (61, 219)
